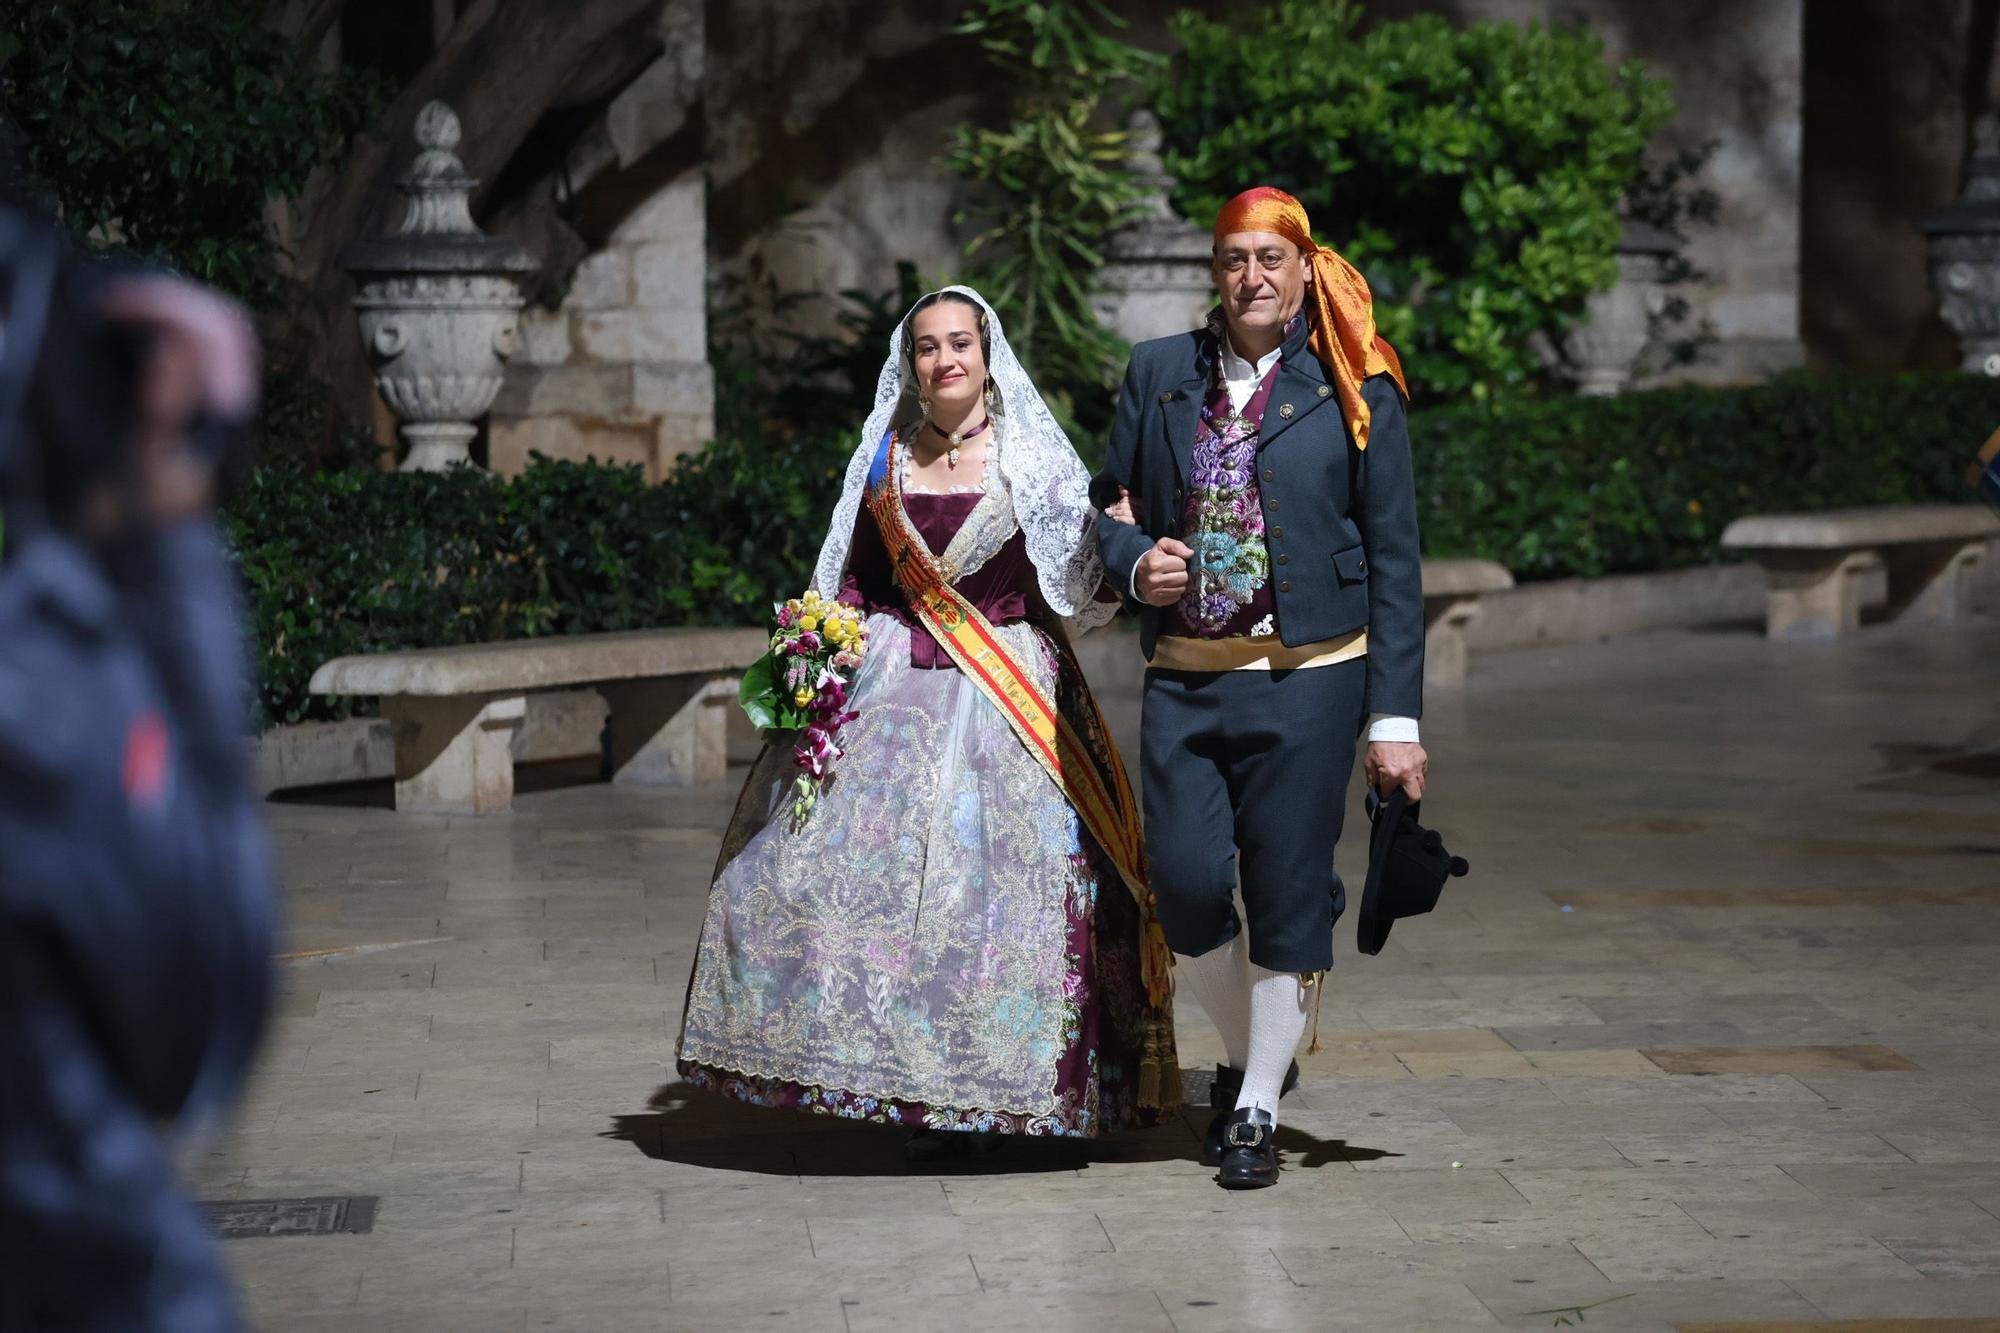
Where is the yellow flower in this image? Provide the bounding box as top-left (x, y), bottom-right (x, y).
top-left (793, 687), bottom-right (813, 707)
top-left (803, 590), bottom-right (822, 608)
top-left (799, 615), bottom-right (819, 633)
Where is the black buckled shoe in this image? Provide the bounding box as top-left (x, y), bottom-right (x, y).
top-left (1215, 1106), bottom-right (1279, 1189)
top-left (1200, 1060), bottom-right (1300, 1166)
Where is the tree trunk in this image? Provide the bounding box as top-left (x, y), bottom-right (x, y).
top-left (276, 0), bottom-right (669, 434)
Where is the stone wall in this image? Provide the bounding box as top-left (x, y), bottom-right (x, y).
top-left (478, 0), bottom-right (1983, 478)
top-left (485, 0), bottom-right (713, 481)
top-left (700, 0), bottom-right (1813, 386)
top-left (701, 1), bottom-right (1002, 335)
top-left (491, 176), bottom-right (712, 480)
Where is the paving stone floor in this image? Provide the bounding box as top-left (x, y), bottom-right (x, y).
top-left (203, 618), bottom-right (2000, 1331)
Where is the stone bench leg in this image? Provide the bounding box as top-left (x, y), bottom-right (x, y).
top-left (1756, 549), bottom-right (1882, 640)
top-left (600, 675), bottom-right (736, 787)
top-left (1423, 595), bottom-right (1484, 688)
top-left (1882, 538), bottom-right (1986, 626)
top-left (382, 693), bottom-right (526, 815)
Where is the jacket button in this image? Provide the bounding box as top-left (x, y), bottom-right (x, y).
top-left (1267, 499), bottom-right (1279, 512)
top-left (1263, 469), bottom-right (1274, 482)
top-left (1277, 553), bottom-right (1289, 566)
top-left (1279, 580), bottom-right (1292, 593)
top-left (1278, 403), bottom-right (1294, 418)
top-left (1272, 526), bottom-right (1283, 538)
top-left (1317, 384), bottom-right (1331, 398)
top-left (1160, 390), bottom-right (1174, 403)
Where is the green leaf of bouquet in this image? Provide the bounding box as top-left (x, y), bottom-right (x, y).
top-left (738, 651), bottom-right (781, 730)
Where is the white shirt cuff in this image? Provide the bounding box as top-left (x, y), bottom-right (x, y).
top-left (1366, 714), bottom-right (1420, 744)
top-left (1129, 554), bottom-right (1145, 601)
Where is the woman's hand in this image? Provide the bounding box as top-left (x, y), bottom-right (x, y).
top-left (1105, 486), bottom-right (1136, 526)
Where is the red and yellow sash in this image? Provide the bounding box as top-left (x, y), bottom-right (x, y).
top-left (866, 435), bottom-right (1173, 1015)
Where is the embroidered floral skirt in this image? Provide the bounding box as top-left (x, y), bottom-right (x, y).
top-left (676, 615), bottom-right (1164, 1137)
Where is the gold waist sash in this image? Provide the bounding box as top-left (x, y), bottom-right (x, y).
top-left (1147, 628), bottom-right (1369, 673)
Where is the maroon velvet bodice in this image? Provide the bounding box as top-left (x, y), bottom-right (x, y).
top-left (838, 492), bottom-right (1048, 669)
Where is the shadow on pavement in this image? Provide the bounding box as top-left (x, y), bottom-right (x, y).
top-left (603, 1081), bottom-right (1399, 1179)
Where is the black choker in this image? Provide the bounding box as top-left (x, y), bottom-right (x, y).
top-left (928, 414), bottom-right (990, 468)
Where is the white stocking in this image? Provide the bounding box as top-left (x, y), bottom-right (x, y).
top-left (1236, 964), bottom-right (1309, 1118)
top-left (1172, 933), bottom-right (1251, 1071)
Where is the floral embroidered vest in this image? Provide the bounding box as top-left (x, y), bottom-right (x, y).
top-left (1164, 357), bottom-right (1283, 640)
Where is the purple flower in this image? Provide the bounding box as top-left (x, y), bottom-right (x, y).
top-left (812, 676), bottom-right (849, 716)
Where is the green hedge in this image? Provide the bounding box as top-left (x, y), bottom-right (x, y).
top-left (231, 370), bottom-right (1999, 727)
top-left (1417, 370), bottom-right (2000, 579)
top-left (225, 427), bottom-right (850, 728)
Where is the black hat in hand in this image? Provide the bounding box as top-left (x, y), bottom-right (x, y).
top-left (1357, 787), bottom-right (1468, 956)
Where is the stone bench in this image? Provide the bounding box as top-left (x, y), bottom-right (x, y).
top-left (309, 627), bottom-right (768, 815)
top-left (1720, 505), bottom-right (1999, 640)
top-left (1422, 558), bottom-right (1515, 687)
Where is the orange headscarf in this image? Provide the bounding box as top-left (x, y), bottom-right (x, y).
top-left (1213, 186), bottom-right (1407, 451)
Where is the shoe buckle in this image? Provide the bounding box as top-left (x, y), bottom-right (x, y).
top-left (1225, 1122), bottom-right (1268, 1149)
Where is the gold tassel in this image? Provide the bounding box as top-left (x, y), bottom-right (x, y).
top-left (1139, 918), bottom-right (1174, 1009)
top-left (1304, 969), bottom-right (1328, 1055)
top-left (1136, 1018), bottom-right (1181, 1114)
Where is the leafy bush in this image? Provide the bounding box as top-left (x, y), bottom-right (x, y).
top-left (1154, 0), bottom-right (1685, 400)
top-left (1419, 371), bottom-right (2000, 579)
top-left (226, 443), bottom-right (854, 728)
top-left (0, 0), bottom-right (380, 303)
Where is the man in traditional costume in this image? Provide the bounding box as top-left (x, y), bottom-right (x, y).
top-left (1094, 187), bottom-right (1428, 1189)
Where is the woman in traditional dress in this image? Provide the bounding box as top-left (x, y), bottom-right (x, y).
top-left (675, 287), bottom-right (1177, 1154)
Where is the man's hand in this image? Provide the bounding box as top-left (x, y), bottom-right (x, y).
top-left (1365, 741), bottom-right (1428, 801)
top-left (1135, 536), bottom-right (1192, 607)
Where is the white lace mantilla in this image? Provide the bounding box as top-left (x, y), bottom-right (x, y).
top-left (809, 285), bottom-right (1114, 632)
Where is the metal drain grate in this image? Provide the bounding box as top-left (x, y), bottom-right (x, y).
top-left (202, 1196), bottom-right (377, 1240)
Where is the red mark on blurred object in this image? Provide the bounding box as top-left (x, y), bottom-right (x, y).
top-left (123, 710), bottom-right (170, 807)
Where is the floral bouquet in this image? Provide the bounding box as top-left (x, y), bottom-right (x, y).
top-left (738, 590), bottom-right (869, 826)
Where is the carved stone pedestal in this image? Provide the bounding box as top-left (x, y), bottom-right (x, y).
top-left (384, 694), bottom-right (527, 816)
top-left (601, 676), bottom-right (733, 787)
top-left (1420, 559), bottom-right (1515, 688)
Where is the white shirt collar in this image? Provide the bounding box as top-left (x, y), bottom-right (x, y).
top-left (1220, 332), bottom-right (1283, 385)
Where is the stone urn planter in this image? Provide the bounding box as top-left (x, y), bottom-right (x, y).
top-left (1919, 113), bottom-right (2000, 376)
top-left (1091, 111), bottom-right (1215, 342)
top-left (1558, 218), bottom-right (1680, 395)
top-left (342, 101), bottom-right (536, 471)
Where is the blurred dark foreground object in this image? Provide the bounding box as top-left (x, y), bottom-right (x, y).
top-left (0, 200), bottom-right (275, 1331)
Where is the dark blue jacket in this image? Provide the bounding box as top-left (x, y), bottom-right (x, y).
top-left (1092, 315), bottom-right (1425, 720)
top-left (0, 522), bottom-right (275, 1332)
